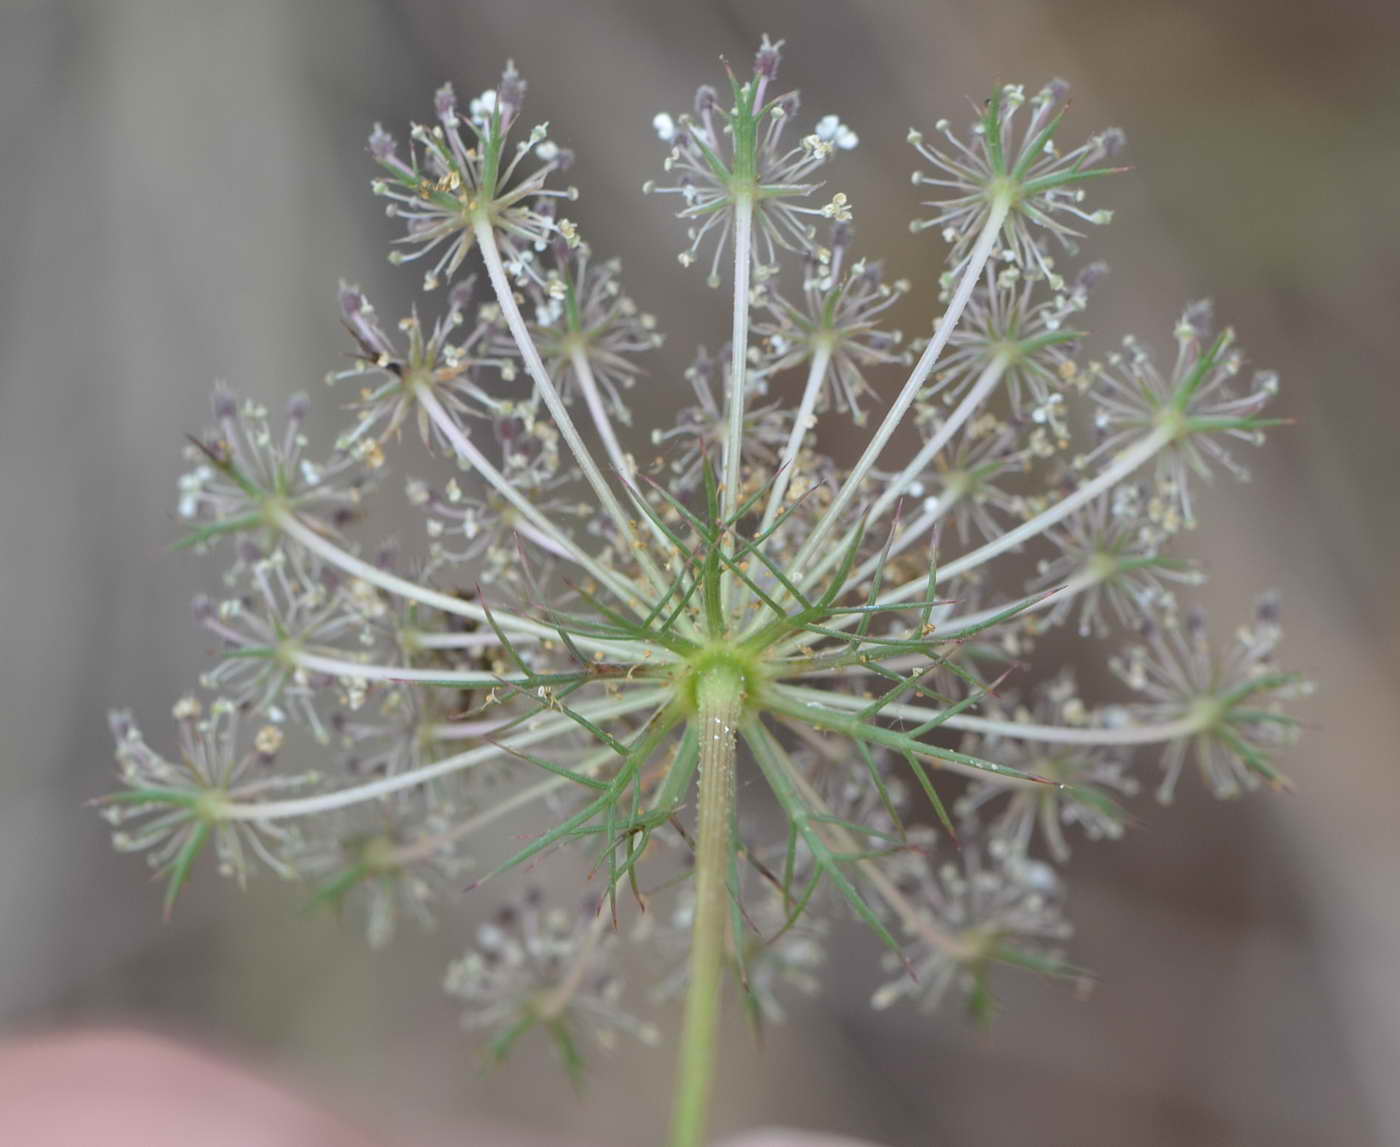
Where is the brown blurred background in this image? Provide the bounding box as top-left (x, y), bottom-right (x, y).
top-left (1, 1), bottom-right (1397, 1144)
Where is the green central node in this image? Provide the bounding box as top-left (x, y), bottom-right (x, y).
top-left (193, 790), bottom-right (231, 824)
top-left (986, 176), bottom-right (1020, 205)
top-left (1188, 694), bottom-right (1229, 732)
top-left (1154, 404), bottom-right (1191, 442)
top-left (360, 833), bottom-right (401, 874)
top-left (678, 646), bottom-right (765, 713)
top-left (1086, 551), bottom-right (1121, 582)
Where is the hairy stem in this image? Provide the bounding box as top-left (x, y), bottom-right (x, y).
top-left (408, 630), bottom-right (540, 650)
top-left (669, 667), bottom-right (744, 1147)
top-left (291, 640), bottom-right (675, 684)
top-left (289, 649), bottom-right (663, 687)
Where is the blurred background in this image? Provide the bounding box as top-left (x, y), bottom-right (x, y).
top-left (1, 1), bottom-right (1397, 1144)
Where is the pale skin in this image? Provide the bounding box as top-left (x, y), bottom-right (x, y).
top-left (0, 1031), bottom-right (882, 1147)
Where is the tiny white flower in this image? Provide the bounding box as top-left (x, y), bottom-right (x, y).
top-left (815, 113), bottom-right (859, 149)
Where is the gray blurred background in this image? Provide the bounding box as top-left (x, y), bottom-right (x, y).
top-left (2, 1), bottom-right (1398, 1144)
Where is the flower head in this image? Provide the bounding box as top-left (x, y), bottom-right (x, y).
top-left (645, 36), bottom-right (857, 284)
top-left (102, 698), bottom-right (311, 914)
top-left (370, 64), bottom-right (576, 290)
top-left (286, 802), bottom-right (472, 949)
top-left (178, 389), bottom-right (374, 549)
top-left (99, 43), bottom-right (1310, 1125)
top-left (909, 80), bottom-right (1125, 279)
top-left (931, 260), bottom-right (1101, 417)
top-left (1030, 487), bottom-right (1203, 637)
top-left (651, 345), bottom-right (791, 491)
top-left (754, 223), bottom-right (911, 425)
top-left (1085, 301), bottom-right (1282, 532)
top-left (872, 844), bottom-right (1075, 1017)
top-left (956, 671), bottom-right (1138, 860)
top-left (193, 547), bottom-right (363, 740)
top-left (444, 890), bottom-right (659, 1076)
top-left (1109, 593), bottom-right (1305, 802)
top-left (482, 238), bottom-right (663, 426)
top-left (330, 280), bottom-right (515, 454)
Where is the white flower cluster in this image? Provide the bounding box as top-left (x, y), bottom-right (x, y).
top-left (100, 38), bottom-right (1304, 1130)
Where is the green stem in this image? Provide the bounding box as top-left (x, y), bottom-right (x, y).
top-left (669, 666), bottom-right (744, 1147)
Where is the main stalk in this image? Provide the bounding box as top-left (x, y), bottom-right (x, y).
top-left (669, 665), bottom-right (744, 1147)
